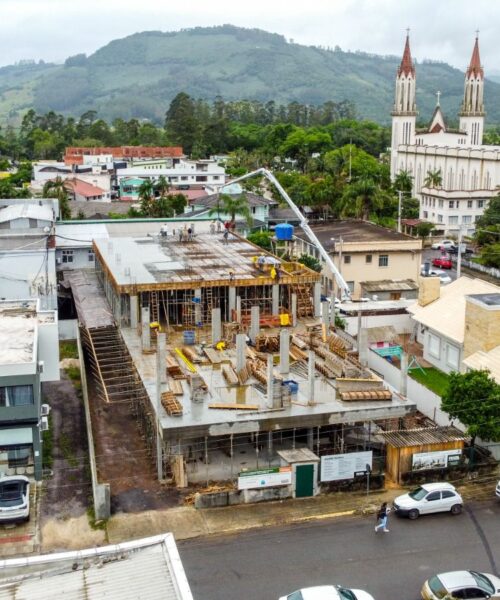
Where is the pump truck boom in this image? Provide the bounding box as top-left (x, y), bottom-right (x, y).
top-left (217, 167), bottom-right (352, 300)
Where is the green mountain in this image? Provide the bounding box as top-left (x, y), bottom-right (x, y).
top-left (1, 25), bottom-right (500, 126)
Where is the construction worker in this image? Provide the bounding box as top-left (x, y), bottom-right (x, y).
top-left (270, 266), bottom-right (277, 279)
top-left (257, 254), bottom-right (266, 271)
top-left (228, 270), bottom-right (235, 282)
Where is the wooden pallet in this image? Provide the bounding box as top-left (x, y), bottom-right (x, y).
top-left (255, 334), bottom-right (279, 353)
top-left (182, 346), bottom-right (200, 363)
top-left (339, 390), bottom-right (392, 402)
top-left (161, 391), bottom-right (183, 416)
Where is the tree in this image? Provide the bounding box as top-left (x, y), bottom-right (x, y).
top-left (424, 168), bottom-right (443, 188)
top-left (441, 370), bottom-right (500, 445)
top-left (208, 193), bottom-right (252, 226)
top-left (138, 179), bottom-right (155, 216)
top-left (43, 177), bottom-right (71, 219)
top-left (165, 92), bottom-right (200, 155)
top-left (479, 242), bottom-right (500, 268)
top-left (401, 196), bottom-right (420, 219)
top-left (393, 169), bottom-right (413, 195)
top-left (415, 221), bottom-right (435, 238)
top-left (339, 177), bottom-right (387, 220)
top-left (247, 231), bottom-right (273, 251)
top-left (297, 253), bottom-right (322, 272)
top-left (155, 175), bottom-right (170, 199)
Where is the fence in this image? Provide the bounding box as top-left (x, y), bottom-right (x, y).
top-left (453, 257), bottom-right (500, 280)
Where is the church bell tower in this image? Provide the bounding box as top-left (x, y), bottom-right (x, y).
top-left (459, 35), bottom-right (485, 146)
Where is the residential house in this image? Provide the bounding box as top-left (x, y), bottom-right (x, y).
top-left (65, 177), bottom-right (111, 202)
top-left (408, 276), bottom-right (500, 374)
top-left (0, 299), bottom-right (59, 480)
top-left (55, 223), bottom-right (109, 271)
top-left (0, 204), bottom-right (54, 230)
top-left (294, 220), bottom-right (422, 298)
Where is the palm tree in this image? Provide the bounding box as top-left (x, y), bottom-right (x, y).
top-left (155, 175), bottom-right (170, 199)
top-left (393, 169), bottom-right (413, 194)
top-left (208, 193), bottom-right (252, 226)
top-left (43, 177), bottom-right (71, 220)
top-left (339, 178), bottom-right (386, 220)
top-left (138, 179), bottom-right (155, 216)
top-left (424, 168), bottom-right (443, 189)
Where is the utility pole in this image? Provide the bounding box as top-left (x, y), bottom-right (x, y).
top-left (456, 226), bottom-right (463, 279)
top-left (397, 190), bottom-right (404, 233)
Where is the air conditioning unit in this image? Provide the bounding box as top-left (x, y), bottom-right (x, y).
top-left (38, 360), bottom-right (44, 374)
top-left (41, 404), bottom-right (51, 417)
top-left (40, 416), bottom-right (49, 432)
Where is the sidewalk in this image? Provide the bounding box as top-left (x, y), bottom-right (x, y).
top-left (106, 487), bottom-right (401, 545)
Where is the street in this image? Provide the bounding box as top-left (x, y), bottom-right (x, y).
top-left (422, 248), bottom-right (458, 282)
top-left (179, 499), bottom-right (500, 600)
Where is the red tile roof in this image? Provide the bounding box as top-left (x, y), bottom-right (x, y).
top-left (398, 35), bottom-right (415, 77)
top-left (64, 178), bottom-right (106, 198)
top-left (467, 37), bottom-right (483, 80)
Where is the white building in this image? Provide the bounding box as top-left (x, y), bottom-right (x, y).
top-left (391, 35), bottom-right (499, 236)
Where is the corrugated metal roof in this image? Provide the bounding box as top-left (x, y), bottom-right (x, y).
top-left (361, 279), bottom-right (418, 293)
top-left (0, 534), bottom-right (193, 600)
top-left (0, 204), bottom-right (53, 224)
top-left (378, 426), bottom-right (469, 448)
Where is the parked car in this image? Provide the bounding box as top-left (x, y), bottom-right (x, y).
top-left (0, 476), bottom-right (30, 523)
top-left (393, 482), bottom-right (463, 519)
top-left (431, 239), bottom-right (456, 250)
top-left (496, 480), bottom-right (500, 499)
top-left (420, 266), bottom-right (453, 285)
top-left (421, 570), bottom-right (500, 600)
top-left (432, 255), bottom-right (453, 269)
top-left (448, 244), bottom-right (474, 255)
top-left (279, 586), bottom-right (375, 600)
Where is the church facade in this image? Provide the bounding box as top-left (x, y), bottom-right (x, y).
top-left (390, 35), bottom-right (498, 237)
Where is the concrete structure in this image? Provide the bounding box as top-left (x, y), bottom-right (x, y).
top-left (408, 277), bottom-right (500, 373)
top-left (64, 145), bottom-right (184, 166)
top-left (294, 220), bottom-right (422, 298)
top-left (391, 35), bottom-right (499, 235)
top-left (0, 204), bottom-right (54, 230)
top-left (0, 299), bottom-right (59, 480)
top-left (0, 533), bottom-right (193, 600)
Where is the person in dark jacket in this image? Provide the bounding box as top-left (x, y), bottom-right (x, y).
top-left (375, 502), bottom-right (390, 533)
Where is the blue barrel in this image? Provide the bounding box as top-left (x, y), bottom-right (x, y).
top-left (183, 330), bottom-right (195, 345)
top-left (275, 223), bottom-right (294, 241)
top-left (283, 380), bottom-right (299, 394)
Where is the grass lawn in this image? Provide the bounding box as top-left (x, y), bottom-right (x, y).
top-left (408, 367), bottom-right (450, 397)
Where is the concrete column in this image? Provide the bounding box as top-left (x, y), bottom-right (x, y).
top-left (321, 300), bottom-right (330, 329)
top-left (157, 332), bottom-right (167, 384)
top-left (249, 305), bottom-right (260, 343)
top-left (236, 296), bottom-right (242, 323)
top-left (291, 293), bottom-right (297, 327)
top-left (307, 350), bottom-right (315, 406)
top-left (272, 284), bottom-right (279, 316)
top-left (313, 282), bottom-right (322, 318)
top-left (267, 431), bottom-right (273, 458)
top-left (358, 327), bottom-right (368, 366)
top-left (400, 352), bottom-right (408, 397)
top-left (279, 329), bottom-right (290, 375)
top-left (211, 307), bottom-right (222, 343)
top-left (194, 288), bottom-right (202, 325)
top-left (236, 333), bottom-right (246, 372)
top-left (130, 295), bottom-right (138, 329)
top-left (266, 354), bottom-right (274, 409)
top-left (307, 428), bottom-right (315, 451)
top-left (228, 286), bottom-right (236, 317)
top-left (141, 306), bottom-right (150, 351)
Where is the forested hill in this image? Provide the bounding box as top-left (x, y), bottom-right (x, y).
top-left (2, 25), bottom-right (500, 126)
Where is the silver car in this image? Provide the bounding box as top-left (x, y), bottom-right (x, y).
top-left (279, 585), bottom-right (375, 600)
top-left (422, 570), bottom-right (500, 600)
top-left (393, 482), bottom-right (463, 520)
top-left (0, 476), bottom-right (30, 523)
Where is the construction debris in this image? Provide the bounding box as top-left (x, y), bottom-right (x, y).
top-left (255, 333), bottom-right (280, 353)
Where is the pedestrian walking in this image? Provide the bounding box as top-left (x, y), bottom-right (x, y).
top-left (187, 226), bottom-right (193, 242)
top-left (374, 502), bottom-right (390, 533)
top-left (179, 229), bottom-right (183, 242)
top-left (223, 229), bottom-right (229, 245)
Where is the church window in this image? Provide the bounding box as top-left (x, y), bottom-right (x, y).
top-left (477, 200), bottom-right (484, 208)
top-left (448, 216), bottom-right (458, 225)
top-left (438, 200), bottom-right (443, 208)
top-left (462, 216), bottom-right (472, 224)
top-left (467, 200), bottom-right (473, 208)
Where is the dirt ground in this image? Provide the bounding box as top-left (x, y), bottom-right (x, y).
top-left (40, 371), bottom-right (91, 524)
top-left (85, 357), bottom-right (181, 513)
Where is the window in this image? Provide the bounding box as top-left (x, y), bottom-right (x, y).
top-left (467, 200), bottom-right (473, 208)
top-left (442, 490), bottom-right (456, 499)
top-left (477, 200), bottom-right (484, 208)
top-left (365, 255), bottom-right (372, 264)
top-left (426, 491), bottom-right (441, 502)
top-left (343, 255), bottom-right (351, 264)
top-left (462, 215), bottom-right (472, 224)
top-left (438, 199), bottom-right (443, 208)
top-left (428, 333), bottom-right (441, 358)
top-left (423, 211), bottom-right (428, 218)
top-left (0, 386), bottom-right (34, 407)
top-left (62, 250), bottom-right (74, 264)
top-left (448, 200), bottom-right (454, 208)
top-left (88, 250), bottom-right (95, 262)
top-left (0, 445), bottom-right (33, 469)
top-left (446, 345), bottom-right (460, 370)
top-left (448, 216), bottom-right (459, 225)
top-left (437, 214), bottom-right (443, 223)
top-left (378, 255), bottom-right (389, 267)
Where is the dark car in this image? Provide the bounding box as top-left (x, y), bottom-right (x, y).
top-left (448, 244), bottom-right (474, 255)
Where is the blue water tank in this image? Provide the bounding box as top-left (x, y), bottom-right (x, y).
top-left (275, 223), bottom-right (294, 241)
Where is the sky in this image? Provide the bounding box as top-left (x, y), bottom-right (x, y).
top-left (1, 0), bottom-right (499, 73)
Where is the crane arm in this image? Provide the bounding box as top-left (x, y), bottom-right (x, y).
top-left (220, 167), bottom-right (351, 299)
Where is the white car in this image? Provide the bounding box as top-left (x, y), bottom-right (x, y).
top-left (279, 585), bottom-right (375, 600)
top-left (496, 480), bottom-right (500, 499)
top-left (421, 570), bottom-right (500, 600)
top-left (431, 239), bottom-right (456, 250)
top-left (393, 482), bottom-right (463, 520)
top-left (0, 476), bottom-right (30, 523)
top-left (420, 266), bottom-right (452, 285)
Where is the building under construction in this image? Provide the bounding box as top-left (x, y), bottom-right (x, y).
top-left (71, 228), bottom-right (417, 495)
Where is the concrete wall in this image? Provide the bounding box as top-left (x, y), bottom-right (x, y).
top-left (58, 319), bottom-right (78, 340)
top-left (463, 296), bottom-right (500, 359)
top-left (38, 311), bottom-right (60, 383)
top-left (343, 312), bottom-right (413, 337)
top-left (422, 328), bottom-right (463, 374)
top-left (56, 247), bottom-right (95, 271)
top-left (367, 348), bottom-right (465, 429)
top-left (194, 485), bottom-right (292, 509)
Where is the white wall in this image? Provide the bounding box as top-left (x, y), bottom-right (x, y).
top-left (343, 313), bottom-right (413, 337)
top-left (367, 348), bottom-right (465, 429)
top-left (422, 329), bottom-right (463, 374)
top-left (58, 319), bottom-right (78, 340)
top-left (38, 312), bottom-right (60, 382)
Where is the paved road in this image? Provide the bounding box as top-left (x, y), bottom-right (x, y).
top-left (422, 248), bottom-right (458, 281)
top-left (179, 499), bottom-right (500, 600)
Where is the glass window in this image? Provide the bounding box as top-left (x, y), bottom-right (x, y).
top-left (429, 333), bottom-right (441, 359)
top-left (0, 385), bottom-right (34, 407)
top-left (427, 576), bottom-right (448, 599)
top-left (365, 255), bottom-right (372, 264)
top-left (477, 200), bottom-right (484, 208)
top-left (338, 589), bottom-right (356, 600)
top-left (471, 572), bottom-right (495, 594)
top-left (467, 200), bottom-right (473, 208)
top-left (446, 345), bottom-right (459, 369)
top-left (426, 491), bottom-right (441, 501)
top-left (448, 216), bottom-right (459, 225)
top-left (88, 250), bottom-right (95, 262)
top-left (62, 250), bottom-right (74, 264)
top-left (442, 490), bottom-right (456, 499)
top-left (0, 445), bottom-right (33, 469)
top-left (409, 487), bottom-right (427, 501)
top-left (286, 592), bottom-right (303, 600)
top-left (449, 201), bottom-right (454, 208)
top-left (378, 255), bottom-right (389, 267)
top-left (462, 216), bottom-right (472, 224)
top-left (343, 255), bottom-right (351, 264)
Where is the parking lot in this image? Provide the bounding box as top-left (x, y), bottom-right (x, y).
top-left (0, 483), bottom-right (39, 557)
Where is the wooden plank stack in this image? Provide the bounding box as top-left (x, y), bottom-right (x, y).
top-left (166, 354), bottom-right (184, 379)
top-left (255, 333), bottom-right (280, 352)
top-left (161, 391), bottom-right (183, 416)
top-left (169, 378), bottom-right (184, 396)
top-left (222, 364), bottom-right (239, 386)
top-left (339, 390), bottom-right (393, 402)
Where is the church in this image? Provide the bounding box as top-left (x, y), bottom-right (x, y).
top-left (390, 34), bottom-right (499, 237)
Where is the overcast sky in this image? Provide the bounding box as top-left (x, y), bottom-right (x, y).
top-left (1, 0), bottom-right (498, 73)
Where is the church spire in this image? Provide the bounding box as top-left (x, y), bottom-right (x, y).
top-left (398, 32), bottom-right (415, 77)
top-left (459, 34), bottom-right (485, 145)
top-left (466, 34), bottom-right (483, 80)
